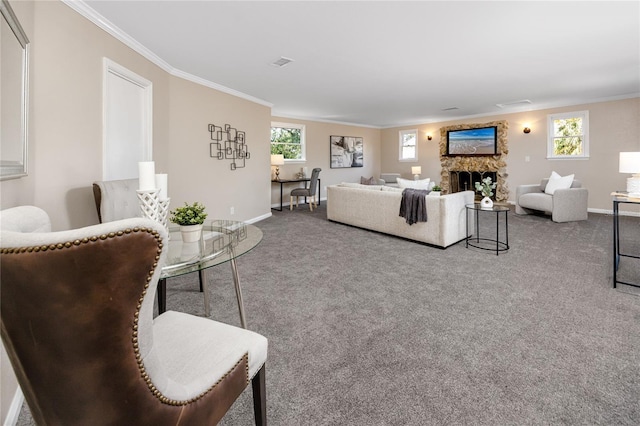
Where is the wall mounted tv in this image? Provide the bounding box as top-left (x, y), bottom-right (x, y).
top-left (446, 126), bottom-right (498, 156)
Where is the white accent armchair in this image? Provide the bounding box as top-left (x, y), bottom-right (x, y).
top-left (515, 178), bottom-right (588, 223)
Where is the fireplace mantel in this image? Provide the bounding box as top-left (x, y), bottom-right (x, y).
top-left (439, 120), bottom-right (509, 202)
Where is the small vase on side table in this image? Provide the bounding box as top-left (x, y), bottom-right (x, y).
top-left (480, 196), bottom-right (494, 209)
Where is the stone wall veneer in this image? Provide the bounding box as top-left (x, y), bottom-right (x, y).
top-left (439, 120), bottom-right (509, 202)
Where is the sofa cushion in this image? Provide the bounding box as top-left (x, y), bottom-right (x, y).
top-left (544, 171), bottom-right (574, 195)
top-left (397, 177), bottom-right (430, 190)
top-left (339, 182), bottom-right (384, 190)
top-left (381, 186), bottom-right (404, 193)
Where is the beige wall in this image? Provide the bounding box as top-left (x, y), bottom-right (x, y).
top-left (382, 97), bottom-right (640, 211)
top-left (169, 77), bottom-right (271, 220)
top-left (270, 116), bottom-right (381, 206)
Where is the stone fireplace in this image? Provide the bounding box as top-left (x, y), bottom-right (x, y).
top-left (439, 120), bottom-right (509, 202)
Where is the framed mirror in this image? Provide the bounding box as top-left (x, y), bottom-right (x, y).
top-left (1, 0), bottom-right (29, 180)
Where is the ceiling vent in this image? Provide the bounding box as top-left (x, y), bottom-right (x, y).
top-left (441, 107), bottom-right (459, 111)
top-left (495, 99), bottom-right (532, 108)
top-left (270, 57), bottom-right (294, 68)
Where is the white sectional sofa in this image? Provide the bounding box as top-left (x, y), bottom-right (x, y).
top-left (327, 183), bottom-right (474, 248)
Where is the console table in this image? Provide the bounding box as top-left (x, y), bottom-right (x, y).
top-left (612, 193), bottom-right (640, 288)
top-left (271, 178), bottom-right (321, 211)
top-left (158, 220), bottom-right (263, 328)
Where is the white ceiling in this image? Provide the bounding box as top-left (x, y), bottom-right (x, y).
top-left (82, 1), bottom-right (640, 128)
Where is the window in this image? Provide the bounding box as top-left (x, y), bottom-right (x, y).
top-left (547, 111), bottom-right (589, 159)
top-left (399, 129), bottom-right (418, 161)
top-left (271, 122), bottom-right (305, 162)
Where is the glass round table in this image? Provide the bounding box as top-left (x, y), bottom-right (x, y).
top-left (465, 203), bottom-right (510, 255)
top-left (158, 220), bottom-right (263, 328)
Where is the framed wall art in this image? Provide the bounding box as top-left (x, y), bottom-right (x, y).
top-left (330, 135), bottom-right (363, 168)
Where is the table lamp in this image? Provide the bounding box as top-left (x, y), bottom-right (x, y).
top-left (271, 154), bottom-right (285, 181)
top-left (411, 166), bottom-right (422, 180)
top-left (619, 152), bottom-right (640, 197)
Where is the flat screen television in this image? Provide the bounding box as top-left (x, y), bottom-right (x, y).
top-left (446, 126), bottom-right (498, 156)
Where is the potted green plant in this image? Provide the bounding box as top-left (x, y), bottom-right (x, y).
top-left (475, 177), bottom-right (497, 209)
top-left (430, 184), bottom-right (442, 196)
top-left (170, 202), bottom-right (208, 242)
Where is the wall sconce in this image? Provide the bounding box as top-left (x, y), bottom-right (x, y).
top-left (427, 134), bottom-right (433, 141)
top-left (523, 126), bottom-right (531, 134)
top-left (411, 166), bottom-right (422, 180)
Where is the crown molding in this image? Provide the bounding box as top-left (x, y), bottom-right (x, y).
top-left (171, 69), bottom-right (272, 108)
top-left (61, 0), bottom-right (273, 108)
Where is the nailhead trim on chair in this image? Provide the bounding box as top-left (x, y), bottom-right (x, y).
top-left (2, 227), bottom-right (249, 406)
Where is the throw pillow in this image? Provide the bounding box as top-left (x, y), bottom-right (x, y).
top-left (397, 177), bottom-right (431, 190)
top-left (544, 171), bottom-right (574, 195)
top-left (360, 176), bottom-right (378, 185)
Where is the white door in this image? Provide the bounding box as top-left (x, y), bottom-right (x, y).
top-left (103, 58), bottom-right (152, 181)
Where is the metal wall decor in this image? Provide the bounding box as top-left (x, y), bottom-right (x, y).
top-left (208, 123), bottom-right (250, 170)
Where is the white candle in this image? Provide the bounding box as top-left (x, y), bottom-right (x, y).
top-left (302, 167), bottom-right (308, 176)
top-left (138, 161), bottom-right (156, 191)
top-left (155, 174), bottom-right (168, 200)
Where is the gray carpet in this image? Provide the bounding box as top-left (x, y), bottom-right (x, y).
top-left (17, 204), bottom-right (640, 425)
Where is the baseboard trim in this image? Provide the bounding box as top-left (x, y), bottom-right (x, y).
top-left (247, 212), bottom-right (272, 224)
top-left (3, 387), bottom-right (23, 426)
top-left (506, 200), bottom-right (640, 218)
top-left (270, 196), bottom-right (326, 210)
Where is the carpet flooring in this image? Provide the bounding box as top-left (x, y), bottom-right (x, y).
top-left (16, 204), bottom-right (640, 425)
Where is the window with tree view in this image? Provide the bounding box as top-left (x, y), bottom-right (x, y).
top-left (271, 122), bottom-right (305, 161)
top-left (399, 129), bottom-right (418, 161)
top-left (547, 111), bottom-right (589, 159)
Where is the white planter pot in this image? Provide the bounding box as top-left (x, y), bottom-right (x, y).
top-left (180, 224), bottom-right (203, 243)
top-left (429, 191), bottom-right (441, 196)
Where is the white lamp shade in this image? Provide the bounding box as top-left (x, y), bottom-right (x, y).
top-left (411, 166), bottom-right (422, 175)
top-left (619, 152), bottom-right (640, 174)
top-left (271, 154), bottom-right (285, 166)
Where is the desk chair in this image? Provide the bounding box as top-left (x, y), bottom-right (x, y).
top-left (290, 168), bottom-right (321, 211)
top-left (0, 210), bottom-right (268, 425)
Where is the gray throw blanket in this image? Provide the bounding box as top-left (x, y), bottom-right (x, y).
top-left (399, 188), bottom-right (429, 225)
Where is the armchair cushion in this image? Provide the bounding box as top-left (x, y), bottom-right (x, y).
top-left (544, 171), bottom-right (574, 195)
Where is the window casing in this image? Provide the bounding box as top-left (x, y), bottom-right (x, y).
top-left (271, 122), bottom-right (306, 162)
top-left (547, 111), bottom-right (589, 159)
top-left (399, 129), bottom-right (418, 161)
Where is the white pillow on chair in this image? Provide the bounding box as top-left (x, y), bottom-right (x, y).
top-left (545, 171), bottom-right (574, 195)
